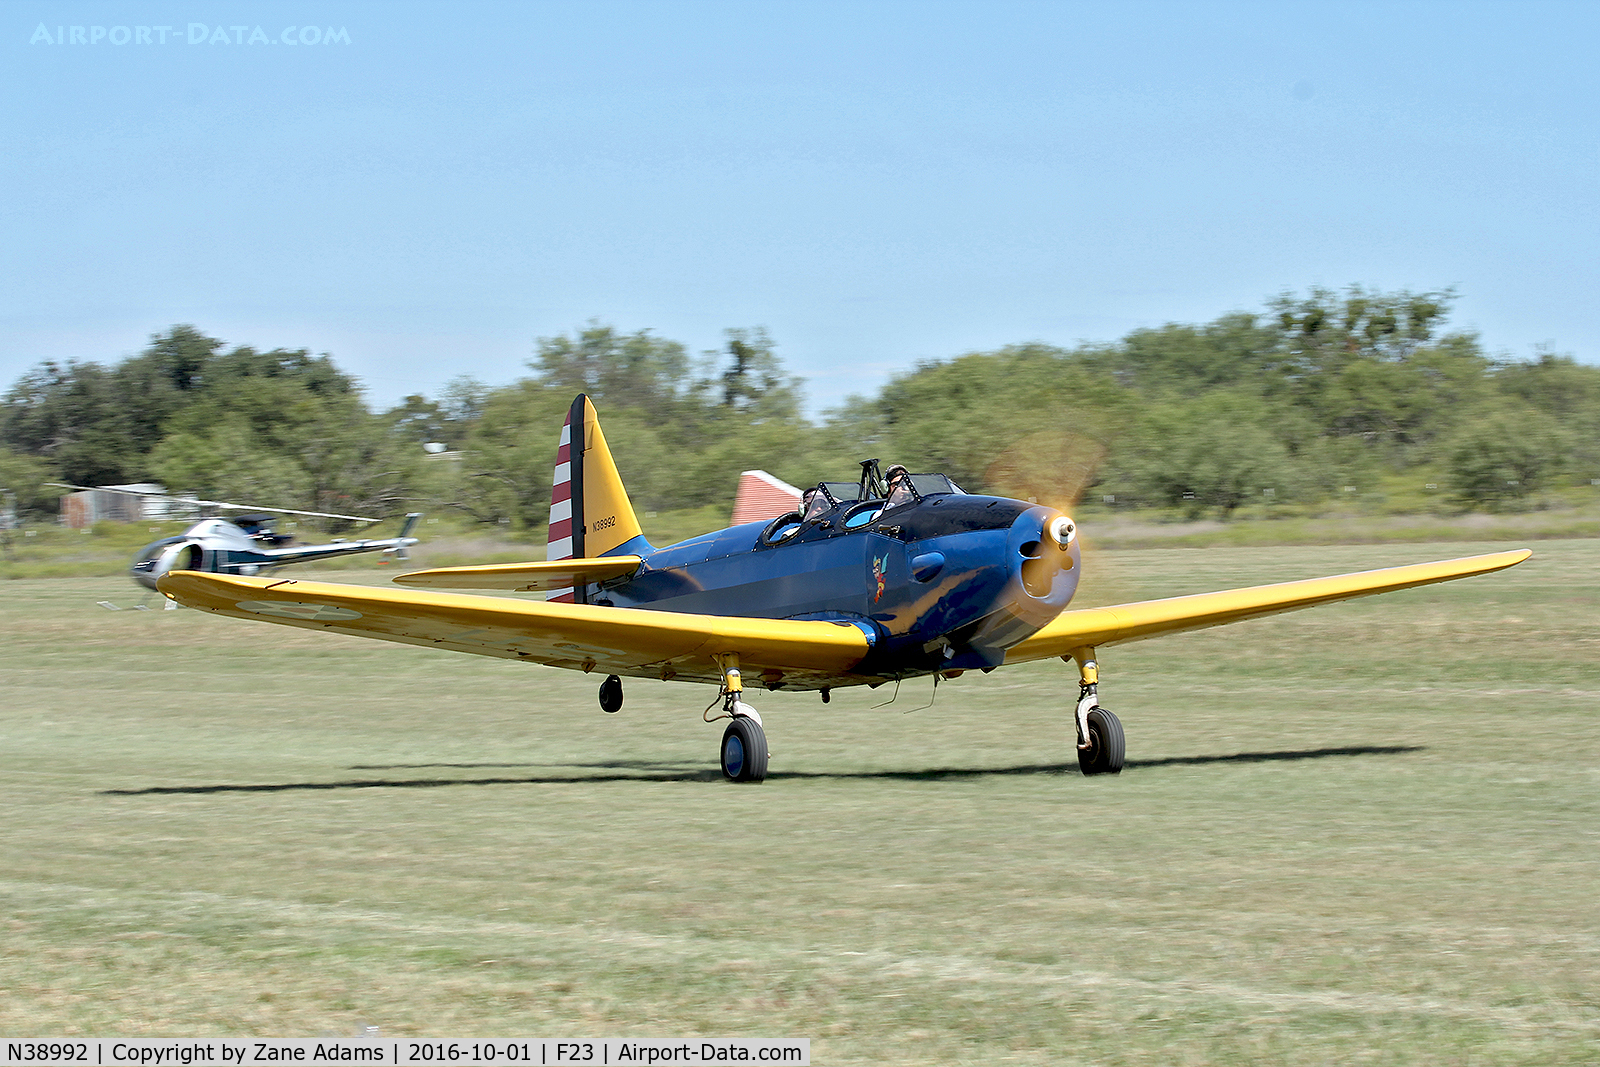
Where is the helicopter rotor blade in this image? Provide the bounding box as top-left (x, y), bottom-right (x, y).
top-left (48, 483), bottom-right (383, 525)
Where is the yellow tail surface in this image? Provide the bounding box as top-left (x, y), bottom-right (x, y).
top-left (566, 394), bottom-right (643, 558)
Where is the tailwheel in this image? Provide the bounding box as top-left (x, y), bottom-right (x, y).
top-left (1077, 706), bottom-right (1124, 776)
top-left (598, 674), bottom-right (623, 713)
top-left (721, 715), bottom-right (769, 783)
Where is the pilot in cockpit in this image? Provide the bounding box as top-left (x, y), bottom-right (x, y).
top-left (884, 464), bottom-right (916, 508)
top-left (802, 487), bottom-right (831, 522)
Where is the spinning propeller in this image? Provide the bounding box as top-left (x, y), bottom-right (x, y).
top-left (982, 426), bottom-right (1126, 606)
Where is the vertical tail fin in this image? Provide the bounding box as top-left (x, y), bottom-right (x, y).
top-left (546, 395), bottom-right (645, 603)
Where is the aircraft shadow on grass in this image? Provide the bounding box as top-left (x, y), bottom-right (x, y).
top-left (99, 745), bottom-right (1425, 796)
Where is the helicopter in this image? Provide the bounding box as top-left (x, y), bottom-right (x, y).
top-left (54, 484), bottom-right (421, 594)
top-left (157, 396), bottom-right (1528, 781)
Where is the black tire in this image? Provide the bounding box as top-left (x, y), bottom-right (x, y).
top-left (1077, 706), bottom-right (1125, 776)
top-left (598, 674), bottom-right (623, 713)
top-left (721, 716), bottom-right (769, 783)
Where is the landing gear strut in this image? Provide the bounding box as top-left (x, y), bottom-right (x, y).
top-left (714, 653), bottom-right (768, 783)
top-left (1070, 649), bottom-right (1124, 776)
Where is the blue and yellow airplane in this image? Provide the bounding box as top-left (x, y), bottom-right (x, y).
top-left (158, 396), bottom-right (1530, 782)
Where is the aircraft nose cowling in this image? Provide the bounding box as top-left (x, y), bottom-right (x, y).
top-left (960, 507), bottom-right (1081, 665)
top-left (1008, 506), bottom-right (1080, 612)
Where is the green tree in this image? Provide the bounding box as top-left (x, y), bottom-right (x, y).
top-left (133, 340), bottom-right (412, 524)
top-left (717, 327), bottom-right (800, 419)
top-left (109, 326), bottom-right (224, 458)
top-left (532, 323), bottom-right (693, 420)
top-left (1491, 351), bottom-right (1600, 481)
top-left (148, 421), bottom-right (313, 507)
top-left (875, 344), bottom-right (1128, 496)
top-left (1446, 406), bottom-right (1570, 511)
top-left (0, 447), bottom-right (59, 521)
top-left (1113, 312), bottom-right (1283, 393)
top-left (385, 395), bottom-right (452, 447)
top-left (1123, 391), bottom-right (1304, 518)
top-left (1, 360), bottom-right (140, 484)
top-left (449, 381), bottom-right (570, 526)
top-left (1265, 287), bottom-right (1485, 449)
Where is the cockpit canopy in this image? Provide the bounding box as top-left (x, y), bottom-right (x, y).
top-left (817, 481), bottom-right (860, 507)
top-left (808, 473), bottom-right (962, 512)
top-left (900, 473), bottom-right (962, 500)
top-left (229, 513), bottom-right (294, 546)
top-left (231, 513), bottom-right (278, 534)
top-left (791, 471), bottom-right (965, 533)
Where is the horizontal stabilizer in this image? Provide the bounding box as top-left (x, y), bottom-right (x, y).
top-left (393, 555), bottom-right (644, 591)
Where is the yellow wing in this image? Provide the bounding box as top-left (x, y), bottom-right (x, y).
top-left (393, 556), bottom-right (643, 591)
top-left (157, 571), bottom-right (870, 690)
top-left (1005, 549), bottom-right (1531, 664)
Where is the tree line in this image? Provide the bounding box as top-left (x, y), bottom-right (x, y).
top-left (3, 288), bottom-right (1596, 528)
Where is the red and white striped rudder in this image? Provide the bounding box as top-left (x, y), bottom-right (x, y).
top-left (546, 403), bottom-right (579, 602)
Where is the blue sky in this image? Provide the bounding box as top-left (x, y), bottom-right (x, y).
top-left (3, 0), bottom-right (1596, 415)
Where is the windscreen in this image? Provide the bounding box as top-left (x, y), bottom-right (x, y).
top-left (820, 482), bottom-right (860, 505)
top-left (908, 474), bottom-right (961, 497)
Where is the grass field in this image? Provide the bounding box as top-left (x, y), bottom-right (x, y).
top-left (2, 540), bottom-right (1597, 1063)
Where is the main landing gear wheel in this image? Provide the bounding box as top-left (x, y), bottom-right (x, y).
top-left (721, 716), bottom-right (769, 783)
top-left (1077, 706), bottom-right (1124, 776)
top-left (598, 674), bottom-right (623, 713)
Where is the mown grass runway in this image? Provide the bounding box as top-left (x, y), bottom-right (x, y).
top-left (2, 541), bottom-right (1597, 1064)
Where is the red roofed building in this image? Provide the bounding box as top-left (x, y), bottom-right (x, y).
top-left (731, 470), bottom-right (803, 526)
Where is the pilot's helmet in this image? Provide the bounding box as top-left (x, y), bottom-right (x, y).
top-left (883, 465), bottom-right (912, 504)
top-left (884, 464), bottom-right (909, 483)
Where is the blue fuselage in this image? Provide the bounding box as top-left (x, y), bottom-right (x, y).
top-left (595, 494), bottom-right (1080, 680)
